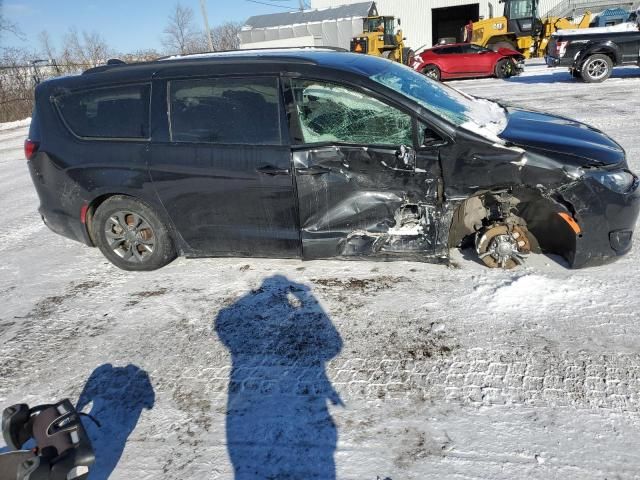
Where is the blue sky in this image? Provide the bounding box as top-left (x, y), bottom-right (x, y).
top-left (1, 0), bottom-right (304, 53)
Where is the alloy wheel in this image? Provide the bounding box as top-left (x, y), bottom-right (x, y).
top-left (104, 211), bottom-right (155, 263)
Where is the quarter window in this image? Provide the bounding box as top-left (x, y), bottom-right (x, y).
top-left (291, 80), bottom-right (413, 146)
top-left (169, 77), bottom-right (281, 145)
top-left (55, 84), bottom-right (150, 139)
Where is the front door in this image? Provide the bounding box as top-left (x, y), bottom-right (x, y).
top-left (148, 76), bottom-right (299, 257)
top-left (284, 78), bottom-right (443, 259)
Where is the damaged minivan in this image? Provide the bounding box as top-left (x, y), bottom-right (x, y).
top-left (26, 49), bottom-right (639, 271)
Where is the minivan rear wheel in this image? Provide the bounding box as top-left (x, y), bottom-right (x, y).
top-left (93, 196), bottom-right (176, 271)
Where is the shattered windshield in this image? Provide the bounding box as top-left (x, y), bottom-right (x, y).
top-left (370, 63), bottom-right (507, 141)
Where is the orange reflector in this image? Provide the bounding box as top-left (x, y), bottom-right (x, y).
top-left (80, 204), bottom-right (89, 224)
top-left (355, 44), bottom-right (363, 52)
top-left (558, 212), bottom-right (581, 234)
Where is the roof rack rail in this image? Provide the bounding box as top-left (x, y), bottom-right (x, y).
top-left (82, 46), bottom-right (348, 74)
top-left (157, 46), bottom-right (348, 61)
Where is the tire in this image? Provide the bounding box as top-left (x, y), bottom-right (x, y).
top-left (381, 50), bottom-right (393, 60)
top-left (422, 65), bottom-right (441, 81)
top-left (494, 58), bottom-right (514, 78)
top-left (92, 195), bottom-right (176, 271)
top-left (402, 47), bottom-right (415, 65)
top-left (580, 54), bottom-right (613, 83)
top-left (488, 41), bottom-right (517, 52)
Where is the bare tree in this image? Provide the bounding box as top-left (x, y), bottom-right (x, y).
top-left (121, 49), bottom-right (162, 63)
top-left (0, 0), bottom-right (25, 43)
top-left (38, 30), bottom-right (56, 60)
top-left (162, 3), bottom-right (199, 55)
top-left (211, 22), bottom-right (241, 51)
top-left (0, 47), bottom-right (36, 122)
top-left (61, 28), bottom-right (112, 69)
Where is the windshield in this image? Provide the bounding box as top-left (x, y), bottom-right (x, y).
top-left (507, 0), bottom-right (534, 20)
top-left (369, 63), bottom-right (507, 141)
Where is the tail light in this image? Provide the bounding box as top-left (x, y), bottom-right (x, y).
top-left (555, 41), bottom-right (568, 57)
top-left (24, 139), bottom-right (39, 160)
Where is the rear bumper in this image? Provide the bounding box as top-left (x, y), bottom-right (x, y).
top-left (28, 160), bottom-right (92, 247)
top-left (545, 55), bottom-right (561, 67)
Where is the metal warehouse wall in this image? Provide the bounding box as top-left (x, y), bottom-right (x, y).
top-left (310, 0), bottom-right (565, 49)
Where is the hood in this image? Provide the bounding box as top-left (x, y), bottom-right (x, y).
top-left (498, 108), bottom-right (625, 166)
top-left (496, 47), bottom-right (524, 58)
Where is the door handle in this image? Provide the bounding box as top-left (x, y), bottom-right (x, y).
top-left (257, 165), bottom-right (290, 176)
top-left (297, 165), bottom-right (331, 175)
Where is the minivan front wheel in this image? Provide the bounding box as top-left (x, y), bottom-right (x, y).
top-left (475, 224), bottom-right (531, 269)
top-left (93, 196), bottom-right (176, 271)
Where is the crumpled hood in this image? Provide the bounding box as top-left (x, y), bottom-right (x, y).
top-left (498, 108), bottom-right (625, 166)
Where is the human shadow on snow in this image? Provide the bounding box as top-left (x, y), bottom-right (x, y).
top-left (76, 363), bottom-right (155, 480)
top-left (215, 275), bottom-right (343, 480)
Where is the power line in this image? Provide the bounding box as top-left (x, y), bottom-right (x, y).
top-left (244, 0), bottom-right (297, 10)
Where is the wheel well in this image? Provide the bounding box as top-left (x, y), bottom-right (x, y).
top-left (447, 190), bottom-right (577, 257)
top-left (486, 36), bottom-right (517, 48)
top-left (581, 50), bottom-right (616, 67)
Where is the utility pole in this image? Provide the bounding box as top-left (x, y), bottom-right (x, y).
top-left (199, 0), bottom-right (214, 51)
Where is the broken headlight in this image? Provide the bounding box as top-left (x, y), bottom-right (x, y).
top-left (588, 170), bottom-right (636, 194)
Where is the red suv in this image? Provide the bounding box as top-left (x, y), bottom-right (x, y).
top-left (412, 43), bottom-right (525, 81)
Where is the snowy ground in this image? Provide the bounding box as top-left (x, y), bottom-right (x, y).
top-left (1, 61), bottom-right (640, 479)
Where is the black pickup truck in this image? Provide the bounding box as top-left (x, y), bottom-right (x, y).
top-left (546, 26), bottom-right (640, 82)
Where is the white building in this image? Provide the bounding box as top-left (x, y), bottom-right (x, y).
top-left (240, 0), bottom-right (637, 52)
top-left (310, 0), bottom-right (569, 50)
top-left (240, 2), bottom-right (378, 50)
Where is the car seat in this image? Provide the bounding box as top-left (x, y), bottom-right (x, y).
top-left (0, 399), bottom-right (94, 480)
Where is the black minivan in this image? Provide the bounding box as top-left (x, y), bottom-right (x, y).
top-left (26, 49), bottom-right (639, 271)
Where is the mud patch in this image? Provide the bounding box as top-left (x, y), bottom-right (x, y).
top-left (126, 288), bottom-right (169, 306)
top-left (26, 280), bottom-right (103, 320)
top-left (311, 276), bottom-right (408, 292)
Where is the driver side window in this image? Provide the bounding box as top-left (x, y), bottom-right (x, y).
top-left (290, 79), bottom-right (413, 147)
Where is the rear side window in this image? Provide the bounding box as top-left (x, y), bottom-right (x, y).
top-left (55, 84), bottom-right (150, 139)
top-left (169, 77), bottom-right (281, 145)
top-left (436, 46), bottom-right (463, 55)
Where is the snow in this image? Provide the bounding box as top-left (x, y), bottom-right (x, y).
top-left (1, 60), bottom-right (640, 478)
top-left (0, 117), bottom-right (30, 131)
top-left (555, 22), bottom-right (639, 36)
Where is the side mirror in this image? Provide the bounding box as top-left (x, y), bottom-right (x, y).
top-left (421, 127), bottom-right (445, 147)
top-left (397, 18), bottom-right (402, 26)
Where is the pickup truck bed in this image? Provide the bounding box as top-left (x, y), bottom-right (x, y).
top-left (546, 26), bottom-right (640, 82)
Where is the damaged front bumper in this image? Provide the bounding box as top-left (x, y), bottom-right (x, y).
top-left (560, 175), bottom-right (640, 268)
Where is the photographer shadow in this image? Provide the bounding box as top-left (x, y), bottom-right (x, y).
top-left (76, 363), bottom-right (155, 480)
top-left (215, 275), bottom-right (343, 480)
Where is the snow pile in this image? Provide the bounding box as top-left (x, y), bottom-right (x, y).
top-left (555, 22), bottom-right (639, 37)
top-left (0, 117), bottom-right (31, 131)
top-left (485, 274), bottom-right (585, 311)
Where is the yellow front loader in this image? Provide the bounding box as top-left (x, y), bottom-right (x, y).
top-left (469, 0), bottom-right (592, 58)
top-left (350, 16), bottom-right (415, 65)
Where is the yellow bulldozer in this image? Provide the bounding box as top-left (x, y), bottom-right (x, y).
top-left (350, 16), bottom-right (415, 65)
top-left (469, 0), bottom-right (592, 58)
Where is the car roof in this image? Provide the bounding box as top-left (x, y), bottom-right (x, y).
top-left (40, 48), bottom-right (397, 88)
top-left (84, 48), bottom-right (383, 76)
